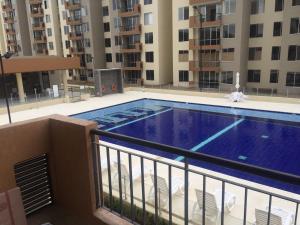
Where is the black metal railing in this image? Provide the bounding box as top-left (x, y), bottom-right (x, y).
top-left (91, 129), bottom-right (300, 225)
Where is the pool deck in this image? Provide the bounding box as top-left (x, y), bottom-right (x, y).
top-left (1, 90), bottom-right (300, 125)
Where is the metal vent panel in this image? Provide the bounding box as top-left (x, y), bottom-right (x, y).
top-left (14, 154), bottom-right (53, 215)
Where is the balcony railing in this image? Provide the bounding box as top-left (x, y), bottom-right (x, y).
top-left (29, 0), bottom-right (42, 4)
top-left (5, 28), bottom-right (15, 35)
top-left (119, 24), bottom-right (142, 36)
top-left (68, 32), bottom-right (83, 41)
top-left (120, 43), bottom-right (142, 53)
top-left (1, 3), bottom-right (13, 11)
top-left (123, 61), bottom-right (143, 71)
top-left (189, 60), bottom-right (221, 72)
top-left (189, 0), bottom-right (222, 5)
top-left (36, 48), bottom-right (48, 55)
top-left (119, 4), bottom-right (141, 17)
top-left (91, 129), bottom-right (300, 225)
top-left (64, 1), bottom-right (81, 10)
top-left (189, 39), bottom-right (221, 50)
top-left (34, 35), bottom-right (47, 43)
top-left (189, 14), bottom-right (222, 28)
top-left (31, 8), bottom-right (44, 17)
top-left (4, 16), bottom-right (14, 23)
top-left (66, 17), bottom-right (82, 26)
top-left (7, 39), bottom-right (17, 46)
top-left (70, 47), bottom-right (85, 54)
top-left (32, 22), bottom-right (45, 30)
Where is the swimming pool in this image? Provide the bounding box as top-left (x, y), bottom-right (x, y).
top-left (73, 98), bottom-right (300, 194)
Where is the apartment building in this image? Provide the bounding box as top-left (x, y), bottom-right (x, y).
top-left (173, 0), bottom-right (300, 95)
top-left (102, 0), bottom-right (173, 85)
top-left (58, 0), bottom-right (105, 81)
top-left (0, 0), bottom-right (32, 56)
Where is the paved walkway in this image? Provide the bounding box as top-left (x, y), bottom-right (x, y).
top-left (0, 90), bottom-right (300, 125)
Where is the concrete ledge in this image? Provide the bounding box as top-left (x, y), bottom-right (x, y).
top-left (94, 209), bottom-right (132, 225)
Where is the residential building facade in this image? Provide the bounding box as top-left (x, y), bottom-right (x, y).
top-left (173, 0), bottom-right (300, 95)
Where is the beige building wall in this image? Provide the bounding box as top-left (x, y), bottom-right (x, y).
top-left (0, 15), bottom-right (5, 53)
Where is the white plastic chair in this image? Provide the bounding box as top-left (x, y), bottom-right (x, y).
top-left (255, 207), bottom-right (295, 225)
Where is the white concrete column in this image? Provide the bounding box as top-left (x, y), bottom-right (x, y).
top-left (63, 70), bottom-right (69, 102)
top-left (16, 73), bottom-right (25, 103)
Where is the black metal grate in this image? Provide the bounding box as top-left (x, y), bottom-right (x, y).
top-left (14, 154), bottom-right (53, 215)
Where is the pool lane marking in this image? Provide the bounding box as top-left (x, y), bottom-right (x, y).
top-left (175, 118), bottom-right (245, 161)
top-left (105, 108), bottom-right (173, 132)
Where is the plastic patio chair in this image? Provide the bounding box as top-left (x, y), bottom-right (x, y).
top-left (255, 208), bottom-right (295, 225)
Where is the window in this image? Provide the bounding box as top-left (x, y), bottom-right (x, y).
top-left (178, 29), bottom-right (189, 42)
top-left (146, 70), bottom-right (154, 80)
top-left (221, 71), bottom-right (233, 84)
top-left (273, 22), bottom-right (282, 36)
top-left (86, 54), bottom-right (93, 63)
top-left (248, 70), bottom-right (261, 82)
top-left (271, 46), bottom-right (281, 60)
top-left (84, 39), bottom-right (90, 48)
top-left (104, 22), bottom-right (110, 32)
top-left (178, 7), bottom-right (189, 20)
top-left (64, 26), bottom-right (69, 35)
top-left (82, 23), bottom-right (89, 32)
top-left (116, 53), bottom-right (123, 63)
top-left (286, 72), bottom-right (300, 87)
top-left (144, 12), bottom-right (153, 25)
top-left (223, 0), bottom-right (236, 15)
top-left (103, 6), bottom-right (109, 16)
top-left (270, 70), bottom-right (279, 83)
top-left (251, 0), bottom-right (265, 14)
top-left (292, 0), bottom-right (300, 6)
top-left (144, 0), bottom-right (152, 5)
top-left (222, 48), bottom-right (234, 61)
top-left (115, 36), bottom-right (122, 46)
top-left (105, 38), bottom-right (111, 47)
top-left (65, 40), bottom-right (70, 49)
top-left (45, 15), bottom-right (51, 23)
top-left (112, 0), bottom-right (121, 10)
top-left (248, 47), bottom-right (262, 60)
top-left (145, 52), bottom-right (154, 62)
top-left (199, 27), bottom-right (221, 45)
top-left (223, 24), bottom-right (235, 38)
top-left (275, 0), bottom-right (284, 11)
top-left (44, 0), bottom-right (48, 9)
top-left (288, 45), bottom-right (300, 61)
top-left (114, 17), bottom-right (121, 29)
top-left (47, 28), bottom-right (52, 37)
top-left (48, 42), bottom-right (53, 50)
top-left (179, 71), bottom-right (189, 82)
top-left (106, 53), bottom-right (112, 62)
top-left (145, 32), bottom-right (153, 44)
top-left (62, 11), bottom-right (67, 20)
top-left (250, 24), bottom-right (263, 38)
top-left (290, 18), bottom-right (300, 34)
top-left (179, 50), bottom-right (189, 62)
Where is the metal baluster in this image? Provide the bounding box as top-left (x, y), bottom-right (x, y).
top-left (267, 195), bottom-right (272, 225)
top-left (95, 138), bottom-right (103, 208)
top-left (294, 203), bottom-right (299, 225)
top-left (91, 135), bottom-right (101, 208)
top-left (243, 188), bottom-right (248, 225)
top-left (221, 181), bottom-right (225, 225)
top-left (141, 157), bottom-right (146, 225)
top-left (154, 161), bottom-right (158, 224)
top-left (117, 150), bottom-right (123, 216)
top-left (184, 158), bottom-right (189, 225)
top-left (168, 165), bottom-right (172, 225)
top-left (128, 154), bottom-right (134, 222)
top-left (203, 175), bottom-right (206, 225)
top-left (106, 147), bottom-right (113, 211)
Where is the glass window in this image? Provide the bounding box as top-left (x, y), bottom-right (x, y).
top-left (48, 42), bottom-right (53, 50)
top-left (223, 0), bottom-right (236, 15)
top-left (248, 70), bottom-right (261, 82)
top-left (114, 17), bottom-right (121, 29)
top-left (144, 0), bottom-right (152, 5)
top-left (248, 47), bottom-right (262, 60)
top-left (273, 22), bottom-right (282, 36)
top-left (221, 71), bottom-right (233, 84)
top-left (179, 50), bottom-right (189, 62)
top-left (288, 45), bottom-right (300, 61)
top-left (271, 46), bottom-right (281, 60)
top-left (251, 0), bottom-right (265, 14)
top-left (250, 24), bottom-right (263, 37)
top-left (270, 70), bottom-right (279, 83)
top-left (179, 29), bottom-right (189, 42)
top-left (222, 48), bottom-right (234, 61)
top-left (179, 71), bottom-right (189, 82)
top-left (275, 0), bottom-right (284, 11)
top-left (105, 38), bottom-right (111, 47)
top-left (290, 18), bottom-right (300, 34)
top-left (144, 12), bottom-right (153, 25)
top-left (104, 22), bottom-right (110, 32)
top-left (145, 32), bottom-right (153, 44)
top-left (146, 70), bottom-right (154, 80)
top-left (286, 72), bottom-right (300, 87)
top-left (223, 24), bottom-right (235, 38)
top-left (292, 0), bottom-right (300, 6)
top-left (199, 27), bottom-right (220, 45)
top-left (45, 15), bottom-right (51, 23)
top-left (84, 39), bottom-right (90, 48)
top-left (178, 7), bottom-right (189, 21)
top-left (112, 0), bottom-right (121, 10)
top-left (115, 36), bottom-right (122, 46)
top-left (106, 53), bottom-right (112, 62)
top-left (103, 6), bottom-right (109, 16)
top-left (116, 53), bottom-right (123, 63)
top-left (145, 52), bottom-right (154, 62)
top-left (47, 28), bottom-right (52, 37)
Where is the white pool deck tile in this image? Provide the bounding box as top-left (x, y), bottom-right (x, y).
top-left (1, 90), bottom-right (300, 225)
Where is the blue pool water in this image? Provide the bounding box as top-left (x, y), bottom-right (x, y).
top-left (73, 99), bottom-right (300, 194)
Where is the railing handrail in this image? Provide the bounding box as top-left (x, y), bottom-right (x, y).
top-left (91, 129), bottom-right (300, 186)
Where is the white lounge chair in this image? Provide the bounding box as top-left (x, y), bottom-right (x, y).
top-left (100, 155), bottom-right (117, 171)
top-left (255, 207), bottom-right (295, 225)
top-left (148, 175), bottom-right (184, 209)
top-left (191, 189), bottom-right (236, 224)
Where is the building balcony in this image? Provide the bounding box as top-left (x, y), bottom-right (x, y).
top-left (1, 3), bottom-right (13, 11)
top-left (64, 1), bottom-right (81, 11)
top-left (189, 0), bottom-right (222, 5)
top-left (66, 17), bottom-right (82, 26)
top-left (4, 16), bottom-right (14, 24)
top-left (33, 35), bottom-right (47, 44)
top-left (70, 47), bottom-right (85, 55)
top-left (32, 22), bottom-right (45, 31)
top-left (29, 0), bottom-right (42, 4)
top-left (119, 24), bottom-right (142, 36)
top-left (120, 43), bottom-right (142, 53)
top-left (189, 60), bottom-right (220, 72)
top-left (189, 39), bottom-right (221, 50)
top-left (36, 48), bottom-right (49, 55)
top-left (7, 39), bottom-right (17, 46)
top-left (189, 16), bottom-right (222, 28)
top-left (68, 32), bottom-right (83, 41)
top-left (119, 4), bottom-right (141, 18)
top-left (31, 8), bottom-right (44, 18)
top-left (5, 28), bottom-right (15, 35)
top-left (123, 61), bottom-right (143, 71)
